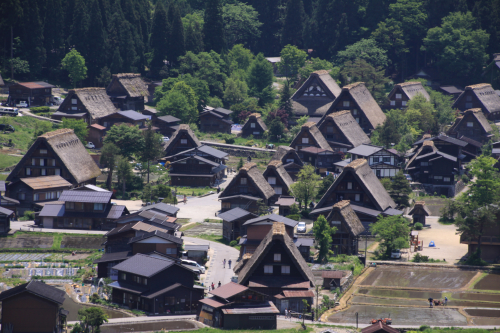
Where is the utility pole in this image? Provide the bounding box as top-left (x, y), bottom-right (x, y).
top-left (315, 285), bottom-right (319, 321)
top-left (365, 235), bottom-right (368, 267)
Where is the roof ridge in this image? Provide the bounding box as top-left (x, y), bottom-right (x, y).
top-left (466, 83), bottom-right (491, 90)
top-left (240, 162), bottom-right (257, 171)
top-left (346, 158), bottom-right (367, 170)
top-left (39, 128), bottom-right (74, 139)
top-left (327, 110), bottom-right (351, 118)
top-left (343, 82), bottom-right (365, 90)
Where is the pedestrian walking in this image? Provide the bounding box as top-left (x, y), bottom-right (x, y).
top-left (428, 297), bottom-right (433, 308)
top-left (228, 259), bottom-right (232, 269)
top-left (217, 186), bottom-right (220, 194)
top-left (284, 308), bottom-right (288, 318)
top-left (218, 281), bottom-right (221, 288)
top-left (223, 259), bottom-right (226, 268)
top-left (183, 194), bottom-right (187, 204)
top-left (444, 296), bottom-right (448, 306)
top-left (211, 282), bottom-right (215, 290)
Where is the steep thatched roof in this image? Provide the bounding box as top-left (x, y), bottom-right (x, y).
top-left (270, 146), bottom-right (303, 166)
top-left (109, 73), bottom-right (149, 98)
top-left (162, 124), bottom-right (201, 156)
top-left (406, 140), bottom-right (457, 170)
top-left (390, 81), bottom-right (430, 102)
top-left (453, 83), bottom-right (500, 114)
top-left (241, 113), bottom-right (268, 133)
top-left (237, 222), bottom-right (315, 287)
top-left (7, 129), bottom-right (101, 184)
top-left (315, 159), bottom-right (396, 212)
top-left (59, 88), bottom-right (117, 120)
top-left (319, 110), bottom-right (371, 148)
top-left (291, 70), bottom-right (342, 117)
top-left (219, 163), bottom-right (275, 200)
top-left (289, 122), bottom-right (332, 151)
top-left (408, 201), bottom-right (431, 216)
top-left (326, 200), bottom-right (365, 236)
top-left (448, 108), bottom-right (493, 135)
top-left (325, 82), bottom-right (386, 130)
top-left (264, 160), bottom-right (294, 190)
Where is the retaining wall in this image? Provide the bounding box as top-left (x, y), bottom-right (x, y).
top-left (200, 141), bottom-right (275, 158)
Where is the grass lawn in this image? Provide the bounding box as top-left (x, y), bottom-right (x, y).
top-left (227, 155), bottom-right (270, 172)
top-left (0, 174), bottom-right (7, 181)
top-left (174, 186), bottom-right (215, 196)
top-left (199, 131), bottom-right (292, 148)
top-left (0, 116), bottom-right (59, 152)
top-left (180, 222), bottom-right (200, 232)
top-left (194, 234), bottom-right (241, 251)
top-left (0, 153), bottom-right (21, 169)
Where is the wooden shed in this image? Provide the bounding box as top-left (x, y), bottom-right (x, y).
top-left (408, 201), bottom-right (431, 225)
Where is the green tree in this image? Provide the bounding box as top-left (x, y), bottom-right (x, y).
top-left (247, 53), bottom-right (273, 96)
top-left (298, 57), bottom-right (338, 79)
top-left (116, 155), bottom-right (133, 197)
top-left (340, 59), bottom-right (389, 103)
top-left (140, 122), bottom-right (164, 183)
top-left (97, 66), bottom-right (112, 87)
top-left (103, 124), bottom-right (145, 159)
top-left (281, 0), bottom-right (305, 48)
top-left (166, 3), bottom-right (185, 64)
top-left (237, 157), bottom-right (244, 169)
top-left (223, 78), bottom-right (248, 106)
top-left (77, 307), bottom-right (108, 333)
top-left (336, 39), bottom-right (389, 68)
top-left (317, 173), bottom-right (334, 200)
top-left (203, 0), bottom-right (225, 53)
top-left (371, 20), bottom-right (407, 70)
top-left (370, 215), bottom-right (410, 258)
top-left (61, 118), bottom-right (88, 144)
top-left (155, 74), bottom-right (210, 112)
top-left (290, 164), bottom-right (321, 208)
top-left (389, 170), bottom-right (412, 207)
top-left (150, 1), bottom-right (169, 74)
top-left (424, 11), bottom-right (489, 84)
top-left (404, 94), bottom-right (438, 134)
top-left (228, 44), bottom-right (254, 73)
top-left (269, 119), bottom-right (284, 138)
top-left (157, 81), bottom-right (198, 123)
top-left (222, 3), bottom-right (262, 49)
top-left (86, 0), bottom-right (107, 85)
top-left (184, 20), bottom-right (204, 54)
top-left (277, 45), bottom-right (307, 82)
top-left (100, 143), bottom-right (120, 190)
top-left (279, 82), bottom-right (293, 118)
top-left (313, 215), bottom-right (336, 262)
top-left (61, 49), bottom-right (88, 88)
top-left (178, 51), bottom-right (227, 97)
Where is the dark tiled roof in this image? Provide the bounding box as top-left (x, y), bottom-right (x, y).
top-left (142, 283), bottom-right (189, 299)
top-left (107, 205), bottom-right (127, 219)
top-left (128, 230), bottom-right (183, 245)
top-left (117, 110), bottom-right (148, 121)
top-left (348, 144), bottom-right (383, 156)
top-left (243, 213), bottom-right (298, 227)
top-left (157, 115), bottom-right (181, 123)
top-left (197, 145), bottom-right (228, 159)
top-left (111, 253), bottom-right (175, 277)
top-left (139, 202), bottom-right (179, 215)
top-left (0, 206), bottom-right (14, 216)
top-left (294, 237), bottom-right (314, 247)
top-left (0, 280), bottom-right (65, 304)
top-left (209, 282), bottom-right (248, 299)
top-left (217, 208), bottom-right (256, 222)
top-left (108, 280), bottom-right (148, 294)
top-left (213, 107), bottom-right (233, 116)
top-left (93, 251), bottom-right (132, 263)
top-left (321, 271), bottom-right (343, 279)
top-left (59, 190), bottom-right (112, 203)
top-left (184, 245), bottom-right (209, 251)
top-left (39, 204), bottom-right (65, 217)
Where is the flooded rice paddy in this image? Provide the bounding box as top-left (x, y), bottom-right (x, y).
top-left (61, 293), bottom-right (131, 321)
top-left (473, 273), bottom-right (500, 291)
top-left (357, 288), bottom-right (443, 300)
top-left (464, 309), bottom-right (500, 317)
top-left (101, 320), bottom-right (197, 333)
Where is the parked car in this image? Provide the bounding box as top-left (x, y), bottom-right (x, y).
top-left (162, 136), bottom-right (170, 141)
top-left (52, 96), bottom-right (63, 105)
top-left (297, 222), bottom-right (307, 233)
top-left (391, 249), bottom-right (401, 259)
top-left (16, 101), bottom-right (28, 108)
top-left (181, 259), bottom-right (206, 274)
top-left (85, 142), bottom-right (95, 149)
top-left (404, 174), bottom-right (412, 182)
top-left (0, 124), bottom-right (15, 132)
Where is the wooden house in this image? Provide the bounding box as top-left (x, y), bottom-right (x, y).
top-left (106, 73), bottom-right (149, 111)
top-left (38, 190), bottom-right (128, 230)
top-left (169, 155), bottom-right (227, 187)
top-left (362, 322), bottom-right (399, 333)
top-left (262, 161), bottom-right (294, 203)
top-left (155, 115), bottom-right (180, 137)
top-left (6, 129), bottom-right (102, 211)
top-left (412, 134), bottom-right (467, 159)
top-left (165, 145), bottom-right (228, 165)
top-left (138, 202), bottom-right (180, 217)
top-left (326, 200), bottom-right (365, 255)
top-left (386, 81), bottom-right (430, 108)
top-left (269, 146), bottom-right (303, 180)
top-left (460, 209), bottom-right (500, 262)
top-left (408, 201), bottom-right (431, 225)
top-left (322, 82), bottom-right (386, 134)
top-left (53, 88), bottom-right (117, 124)
top-left (452, 83), bottom-right (500, 120)
top-left (219, 163), bottom-right (275, 214)
top-left (290, 70), bottom-right (341, 119)
top-left (311, 159), bottom-right (400, 231)
top-left (200, 106), bottom-right (233, 133)
top-left (109, 253), bottom-right (204, 314)
top-left (321, 270), bottom-right (344, 289)
top-left (347, 144), bottom-right (401, 178)
top-left (241, 113), bottom-right (267, 138)
top-left (275, 196), bottom-right (298, 216)
top-left (129, 230), bottom-right (183, 256)
top-left (98, 110), bottom-right (149, 130)
top-left (447, 108), bottom-right (493, 144)
top-left (317, 110), bottom-right (371, 152)
top-left (299, 147), bottom-right (338, 174)
top-left (219, 207), bottom-right (257, 241)
top-left (163, 124), bottom-right (201, 157)
top-left (8, 81), bottom-right (54, 106)
top-left (438, 86), bottom-right (463, 101)
top-left (198, 282), bottom-right (277, 329)
top-left (86, 124), bottom-right (107, 148)
top-left (236, 222), bottom-right (315, 300)
top-left (290, 122), bottom-right (332, 153)
top-left (6, 176), bottom-right (71, 214)
top-left (0, 280), bottom-right (67, 333)
top-left (0, 206), bottom-right (13, 234)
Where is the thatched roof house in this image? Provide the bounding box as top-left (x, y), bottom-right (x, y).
top-left (452, 83), bottom-right (500, 120)
top-left (290, 122), bottom-right (331, 151)
top-left (106, 73), bottom-right (149, 111)
top-left (447, 108), bottom-right (493, 144)
top-left (163, 124), bottom-right (202, 157)
top-left (237, 222), bottom-right (315, 293)
top-left (241, 113), bottom-right (268, 138)
top-left (291, 70), bottom-right (342, 117)
top-left (322, 82), bottom-right (386, 133)
top-left (54, 88), bottom-right (117, 124)
top-left (387, 81), bottom-right (430, 108)
top-left (326, 200), bottom-right (365, 255)
top-left (317, 110), bottom-right (371, 151)
top-left (269, 146), bottom-right (304, 180)
top-left (6, 129), bottom-right (101, 186)
top-left (262, 161), bottom-right (294, 202)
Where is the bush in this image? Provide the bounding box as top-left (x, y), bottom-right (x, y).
top-left (419, 325), bottom-right (430, 331)
top-left (23, 211), bottom-right (35, 220)
top-left (225, 137), bottom-right (235, 144)
top-left (286, 214), bottom-right (300, 221)
top-left (245, 140), bottom-right (254, 146)
top-left (414, 222), bottom-right (423, 230)
top-left (300, 209), bottom-right (310, 218)
top-left (89, 293), bottom-right (100, 303)
top-left (229, 240), bottom-right (237, 247)
top-left (30, 106), bottom-right (50, 113)
top-left (461, 174), bottom-right (470, 183)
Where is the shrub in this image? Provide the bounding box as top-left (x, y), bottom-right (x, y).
top-left (419, 325), bottom-right (430, 331)
top-left (461, 174), bottom-right (470, 183)
top-left (225, 136), bottom-right (235, 144)
top-left (31, 106), bottom-right (50, 113)
top-left (300, 209), bottom-right (310, 218)
top-left (414, 222), bottom-right (423, 230)
top-left (245, 140), bottom-right (254, 146)
top-left (24, 211), bottom-right (35, 220)
top-left (286, 214), bottom-right (300, 221)
top-left (229, 240), bottom-right (237, 247)
top-left (90, 293), bottom-right (100, 303)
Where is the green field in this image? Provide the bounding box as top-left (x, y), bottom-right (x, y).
top-left (0, 153), bottom-right (21, 169)
top-left (0, 116), bottom-right (59, 152)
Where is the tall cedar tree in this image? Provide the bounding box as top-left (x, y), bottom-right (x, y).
top-left (185, 21), bottom-right (204, 54)
top-left (281, 0), bottom-right (305, 48)
top-left (140, 123), bottom-right (164, 183)
top-left (150, 1), bottom-right (169, 75)
top-left (313, 215), bottom-right (335, 262)
top-left (203, 0), bottom-right (225, 53)
top-left (22, 0), bottom-right (45, 76)
top-left (249, 0), bottom-right (282, 55)
top-left (167, 3), bottom-right (186, 64)
top-left (100, 143), bottom-right (120, 190)
top-left (247, 53), bottom-right (273, 95)
top-left (389, 170), bottom-right (412, 208)
top-left (86, 0), bottom-right (107, 85)
top-left (279, 82), bottom-right (293, 118)
top-left (43, 0), bottom-right (64, 78)
top-left (70, 0), bottom-right (89, 60)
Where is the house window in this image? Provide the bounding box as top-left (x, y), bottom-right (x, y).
top-left (444, 177), bottom-right (451, 182)
top-left (34, 193), bottom-right (40, 201)
top-left (32, 158), bottom-right (36, 166)
top-left (327, 126), bottom-right (334, 133)
top-left (274, 253), bottom-right (281, 262)
top-left (71, 99), bottom-right (77, 105)
top-left (41, 169), bottom-right (46, 176)
top-left (40, 159), bottom-right (45, 166)
top-left (103, 122), bottom-right (108, 127)
top-left (434, 176), bottom-right (443, 179)
top-left (51, 159), bottom-right (56, 166)
top-left (390, 101), bottom-right (396, 106)
top-left (373, 157), bottom-right (379, 163)
top-left (302, 138), bottom-right (309, 144)
top-left (396, 93), bottom-right (402, 99)
top-left (181, 139), bottom-right (188, 144)
top-left (55, 169), bottom-right (61, 176)
top-left (251, 123), bottom-right (256, 128)
top-left (275, 187), bottom-right (282, 195)
top-left (94, 203), bottom-right (104, 211)
top-left (347, 182), bottom-right (352, 189)
top-left (40, 149), bottom-right (47, 154)
top-left (264, 265), bottom-right (273, 274)
top-left (355, 118), bottom-right (360, 123)
top-left (343, 101), bottom-right (350, 107)
top-left (402, 101), bottom-right (407, 106)
top-left (376, 170), bottom-right (381, 177)
top-left (72, 107), bottom-right (77, 111)
top-left (240, 178), bottom-right (247, 185)
top-left (383, 157), bottom-right (391, 163)
top-left (421, 162), bottom-right (428, 166)
top-left (166, 247), bottom-right (176, 254)
top-left (253, 131), bottom-right (260, 135)
top-left (26, 168), bottom-right (31, 176)
top-left (466, 96), bottom-right (472, 102)
top-left (268, 177), bottom-right (276, 185)
top-left (467, 122), bottom-right (473, 127)
top-left (286, 159), bottom-right (294, 163)
top-left (466, 103), bottom-right (472, 108)
top-left (18, 192), bottom-right (26, 200)
top-left (281, 266), bottom-right (290, 274)
top-left (121, 273), bottom-right (126, 280)
top-left (66, 202), bottom-right (75, 210)
top-left (355, 194), bottom-right (361, 201)
top-left (143, 278), bottom-right (148, 285)
top-left (352, 109), bottom-right (358, 115)
top-left (56, 191), bottom-right (61, 198)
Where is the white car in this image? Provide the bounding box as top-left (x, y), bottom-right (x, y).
top-left (85, 142), bottom-right (95, 149)
top-left (162, 136), bottom-right (170, 141)
top-left (16, 101), bottom-right (28, 108)
top-left (297, 222), bottom-right (306, 233)
top-left (391, 249), bottom-right (401, 259)
top-left (181, 259), bottom-right (206, 274)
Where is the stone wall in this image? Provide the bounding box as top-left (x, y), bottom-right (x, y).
top-left (200, 141), bottom-right (276, 158)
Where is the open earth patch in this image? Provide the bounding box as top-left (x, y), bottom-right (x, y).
top-left (0, 236), bottom-right (53, 248)
top-left (60, 236), bottom-right (103, 249)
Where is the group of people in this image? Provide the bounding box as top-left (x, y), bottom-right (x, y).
top-left (208, 281), bottom-right (222, 291)
top-left (222, 258), bottom-right (232, 269)
top-left (284, 308), bottom-right (292, 318)
top-left (428, 296), bottom-right (448, 307)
